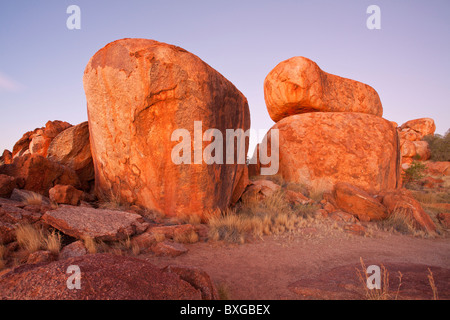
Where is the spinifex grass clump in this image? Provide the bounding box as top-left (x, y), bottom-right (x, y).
top-left (208, 190), bottom-right (318, 243)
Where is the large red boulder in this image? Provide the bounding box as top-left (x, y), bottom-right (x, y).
top-left (333, 182), bottom-right (388, 221)
top-left (264, 56), bottom-right (383, 122)
top-left (259, 112), bottom-right (401, 194)
top-left (83, 38), bottom-right (250, 219)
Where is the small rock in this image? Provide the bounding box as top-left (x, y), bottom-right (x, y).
top-left (59, 241), bottom-right (87, 260)
top-left (328, 210), bottom-right (356, 223)
top-left (344, 224), bottom-right (366, 236)
top-left (152, 241), bottom-right (188, 257)
top-left (26, 250), bottom-right (54, 264)
top-left (49, 184), bottom-right (83, 206)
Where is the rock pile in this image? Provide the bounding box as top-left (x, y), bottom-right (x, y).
top-left (255, 56), bottom-right (401, 194)
top-left (397, 118), bottom-right (435, 165)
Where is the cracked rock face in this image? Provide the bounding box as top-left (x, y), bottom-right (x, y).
top-left (259, 112), bottom-right (401, 194)
top-left (264, 56), bottom-right (383, 122)
top-left (83, 38), bottom-right (250, 219)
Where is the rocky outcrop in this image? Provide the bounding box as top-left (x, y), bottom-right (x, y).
top-left (47, 121), bottom-right (94, 190)
top-left (12, 121), bottom-right (72, 158)
top-left (83, 38), bottom-right (250, 220)
top-left (0, 154), bottom-right (81, 197)
top-left (0, 254), bottom-right (206, 299)
top-left (259, 112), bottom-right (401, 194)
top-left (398, 118), bottom-right (435, 163)
top-left (264, 56), bottom-right (382, 122)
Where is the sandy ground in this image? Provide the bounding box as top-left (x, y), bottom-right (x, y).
top-left (143, 227), bottom-right (450, 300)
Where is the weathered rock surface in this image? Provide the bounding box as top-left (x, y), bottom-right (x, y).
top-left (83, 38), bottom-right (250, 219)
top-left (259, 112), bottom-right (401, 194)
top-left (49, 185), bottom-right (83, 206)
top-left (400, 118), bottom-right (436, 140)
top-left (0, 174), bottom-right (16, 198)
top-left (41, 206), bottom-right (149, 241)
top-left (58, 240), bottom-right (87, 260)
top-left (0, 150), bottom-right (12, 165)
top-left (333, 182), bottom-right (388, 221)
top-left (288, 262), bottom-right (450, 300)
top-left (0, 154), bottom-right (81, 196)
top-left (12, 121), bottom-right (72, 158)
top-left (163, 265), bottom-right (219, 300)
top-left (47, 121), bottom-right (94, 190)
top-left (381, 189), bottom-right (436, 233)
top-left (0, 254), bottom-right (203, 299)
top-left (152, 240), bottom-right (188, 257)
top-left (0, 199), bottom-right (42, 244)
top-left (264, 56), bottom-right (383, 122)
top-left (241, 179), bottom-right (281, 202)
top-left (425, 161), bottom-right (450, 176)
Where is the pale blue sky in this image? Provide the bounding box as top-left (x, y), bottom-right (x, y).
top-left (1, 0), bottom-right (449, 153)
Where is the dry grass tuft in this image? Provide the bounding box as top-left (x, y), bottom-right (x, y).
top-left (15, 224), bottom-right (63, 255)
top-left (44, 229), bottom-right (62, 255)
top-left (427, 268), bottom-right (439, 300)
top-left (208, 190), bottom-right (320, 244)
top-left (378, 207), bottom-right (417, 235)
top-left (356, 257), bottom-right (403, 300)
top-left (15, 224), bottom-right (46, 253)
top-left (21, 192), bottom-right (45, 206)
top-left (82, 235), bottom-right (98, 254)
top-left (174, 230), bottom-right (199, 244)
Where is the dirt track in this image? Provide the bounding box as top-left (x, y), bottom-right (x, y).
top-left (143, 228), bottom-right (450, 299)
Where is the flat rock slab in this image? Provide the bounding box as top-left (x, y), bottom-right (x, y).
top-left (288, 262), bottom-right (450, 300)
top-left (42, 206), bottom-right (149, 241)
